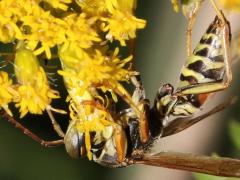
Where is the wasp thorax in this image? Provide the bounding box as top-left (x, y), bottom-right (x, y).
top-left (64, 121), bottom-right (86, 159)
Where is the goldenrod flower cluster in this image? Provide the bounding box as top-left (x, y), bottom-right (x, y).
top-left (69, 100), bottom-right (115, 160)
top-left (0, 71), bottom-right (18, 116)
top-left (0, 0), bottom-right (146, 160)
top-left (14, 46), bottom-right (61, 118)
top-left (219, 0), bottom-right (240, 12)
top-left (171, 0), bottom-right (240, 13)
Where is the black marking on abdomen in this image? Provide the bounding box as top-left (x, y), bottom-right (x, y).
top-left (188, 60), bottom-right (224, 80)
top-left (194, 48), bottom-right (224, 62)
top-left (209, 54), bottom-right (224, 62)
top-left (206, 24), bottom-right (217, 34)
top-left (180, 74), bottom-right (198, 84)
top-left (206, 16), bottom-right (220, 34)
top-left (195, 47), bottom-right (209, 57)
top-left (201, 68), bottom-right (224, 80)
top-left (188, 60), bottom-right (206, 73)
top-left (200, 36), bottom-right (213, 44)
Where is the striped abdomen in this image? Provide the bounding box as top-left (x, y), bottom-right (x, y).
top-left (173, 16), bottom-right (229, 116)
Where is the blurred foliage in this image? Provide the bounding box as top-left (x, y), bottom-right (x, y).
top-left (194, 173), bottom-right (239, 180)
top-left (193, 120), bottom-right (240, 180)
top-left (229, 120), bottom-right (240, 151)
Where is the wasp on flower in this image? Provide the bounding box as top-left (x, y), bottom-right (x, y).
top-left (0, 0), bottom-right (146, 162)
top-left (0, 0), bottom-right (240, 178)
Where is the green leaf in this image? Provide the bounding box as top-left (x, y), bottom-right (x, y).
top-left (193, 173), bottom-right (240, 180)
top-left (229, 120), bottom-right (240, 150)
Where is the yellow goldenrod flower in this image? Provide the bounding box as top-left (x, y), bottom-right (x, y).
top-left (0, 1), bottom-right (24, 43)
top-left (102, 9), bottom-right (146, 46)
top-left (58, 42), bottom-right (138, 99)
top-left (117, 0), bottom-right (137, 12)
top-left (63, 13), bottom-right (100, 49)
top-left (0, 0), bottom-right (145, 161)
top-left (59, 40), bottom-right (142, 160)
top-left (76, 0), bottom-right (145, 46)
top-left (20, 7), bottom-right (67, 59)
top-left (219, 0), bottom-right (240, 12)
top-left (171, 0), bottom-right (180, 12)
top-left (44, 0), bottom-right (72, 11)
top-left (171, 0), bottom-right (203, 18)
top-left (77, 0), bottom-right (117, 16)
top-left (0, 71), bottom-right (18, 116)
top-left (78, 0), bottom-right (136, 15)
top-left (0, 0), bottom-right (146, 58)
top-left (14, 46), bottom-right (60, 117)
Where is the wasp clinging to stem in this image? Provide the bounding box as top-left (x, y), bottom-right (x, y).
top-left (154, 0), bottom-right (232, 136)
top-left (1, 0), bottom-right (240, 178)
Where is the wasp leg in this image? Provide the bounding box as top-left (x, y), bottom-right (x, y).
top-left (131, 75), bottom-right (146, 102)
top-left (80, 100), bottom-right (112, 113)
top-left (95, 81), bottom-right (142, 118)
top-left (138, 99), bottom-right (150, 143)
top-left (0, 109), bottom-right (64, 147)
top-left (128, 38), bottom-right (137, 62)
top-left (46, 108), bottom-right (65, 138)
top-left (120, 101), bottom-right (150, 145)
top-left (161, 97), bottom-right (236, 137)
top-left (131, 75), bottom-right (150, 143)
top-left (99, 75), bottom-right (150, 144)
top-left (185, 0), bottom-right (224, 57)
top-left (113, 124), bottom-right (128, 162)
top-left (185, 2), bottom-right (201, 57)
top-left (119, 75), bottom-right (150, 144)
top-left (81, 100), bottom-right (128, 163)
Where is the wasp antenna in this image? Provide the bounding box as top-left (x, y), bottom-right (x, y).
top-left (46, 108), bottom-right (66, 138)
top-left (0, 109), bottom-right (64, 147)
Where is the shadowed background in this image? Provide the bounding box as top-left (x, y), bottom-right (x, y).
top-left (0, 1), bottom-right (240, 180)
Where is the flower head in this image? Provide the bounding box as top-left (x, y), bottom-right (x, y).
top-left (101, 9), bottom-right (146, 46)
top-left (0, 71), bottom-right (18, 116)
top-left (14, 46), bottom-right (60, 117)
top-left (219, 0), bottom-right (240, 12)
top-left (0, 0), bottom-right (146, 161)
top-left (171, 0), bottom-right (180, 12)
top-left (44, 0), bottom-right (72, 11)
top-left (58, 42), bottom-right (138, 99)
top-left (69, 101), bottom-right (115, 160)
top-left (0, 0), bottom-right (146, 59)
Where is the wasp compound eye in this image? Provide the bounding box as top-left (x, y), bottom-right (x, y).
top-left (155, 83), bottom-right (174, 103)
top-left (159, 84), bottom-right (174, 96)
top-left (153, 84), bottom-right (176, 117)
top-left (64, 124), bottom-right (86, 159)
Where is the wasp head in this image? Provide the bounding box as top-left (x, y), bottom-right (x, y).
top-left (153, 83), bottom-right (176, 117)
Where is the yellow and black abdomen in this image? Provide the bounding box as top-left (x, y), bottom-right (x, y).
top-left (174, 16), bottom-right (226, 115)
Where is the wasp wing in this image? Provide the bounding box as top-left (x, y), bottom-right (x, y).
top-left (161, 96), bottom-right (236, 137)
top-left (134, 151), bottom-right (240, 178)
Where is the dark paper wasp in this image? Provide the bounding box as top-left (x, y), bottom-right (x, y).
top-left (1, 0), bottom-right (240, 178)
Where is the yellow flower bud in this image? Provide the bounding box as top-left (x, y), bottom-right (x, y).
top-left (14, 47), bottom-right (60, 117)
top-left (14, 48), bottom-right (39, 85)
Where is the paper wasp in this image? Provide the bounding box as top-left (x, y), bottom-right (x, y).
top-left (0, 0), bottom-right (240, 178)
